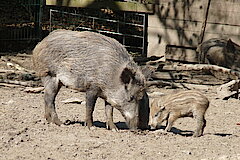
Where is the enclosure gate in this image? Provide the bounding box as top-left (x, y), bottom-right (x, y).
top-left (49, 9), bottom-right (148, 56)
top-left (0, 0), bottom-right (43, 52)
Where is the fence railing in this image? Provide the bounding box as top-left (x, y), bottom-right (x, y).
top-left (49, 9), bottom-right (147, 56)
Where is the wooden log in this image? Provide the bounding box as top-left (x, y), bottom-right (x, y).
top-left (0, 69), bottom-right (33, 75)
top-left (165, 45), bottom-right (198, 63)
top-left (23, 87), bottom-right (44, 93)
top-left (163, 63), bottom-right (240, 79)
top-left (1, 56), bottom-right (35, 74)
top-left (147, 91), bottom-right (165, 98)
top-left (0, 83), bottom-right (20, 88)
top-left (146, 80), bottom-right (182, 88)
top-left (152, 72), bottom-right (183, 80)
top-left (61, 98), bottom-right (84, 104)
top-left (216, 80), bottom-right (239, 100)
top-left (0, 79), bottom-right (34, 87)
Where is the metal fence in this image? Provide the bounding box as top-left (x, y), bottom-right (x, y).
top-left (0, 1), bottom-right (148, 55)
top-left (49, 8), bottom-right (148, 56)
top-left (0, 0), bottom-right (43, 52)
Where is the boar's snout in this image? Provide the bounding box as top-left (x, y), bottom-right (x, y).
top-left (123, 110), bottom-right (139, 131)
top-left (149, 117), bottom-right (158, 130)
top-left (126, 116), bottom-right (138, 131)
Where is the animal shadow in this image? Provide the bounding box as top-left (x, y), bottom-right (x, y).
top-left (213, 133), bottom-right (234, 137)
top-left (93, 121), bottom-right (129, 130)
top-left (64, 120), bottom-right (128, 130)
top-left (152, 126), bottom-right (194, 137)
top-left (170, 127), bottom-right (194, 137)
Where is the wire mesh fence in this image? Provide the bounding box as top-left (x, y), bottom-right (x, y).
top-left (0, 1), bottom-right (148, 56)
top-left (0, 0), bottom-right (43, 52)
top-left (49, 8), bottom-right (147, 56)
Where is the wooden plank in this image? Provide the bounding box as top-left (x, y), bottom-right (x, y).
top-left (153, 0), bottom-right (206, 21)
top-left (165, 45), bottom-right (198, 63)
top-left (207, 1), bottom-right (240, 25)
top-left (152, 71), bottom-right (182, 80)
top-left (46, 0), bottom-right (154, 13)
top-left (203, 23), bottom-right (240, 43)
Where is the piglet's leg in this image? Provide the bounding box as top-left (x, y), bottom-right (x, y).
top-left (194, 114), bottom-right (206, 137)
top-left (165, 113), bottom-right (178, 132)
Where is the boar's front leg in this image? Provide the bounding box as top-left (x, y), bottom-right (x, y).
top-left (165, 113), bottom-right (179, 132)
top-left (85, 87), bottom-right (99, 129)
top-left (105, 102), bottom-right (118, 132)
top-left (43, 76), bottom-right (62, 126)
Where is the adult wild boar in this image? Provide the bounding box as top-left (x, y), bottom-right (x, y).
top-left (138, 91), bottom-right (150, 130)
top-left (197, 38), bottom-right (240, 71)
top-left (32, 30), bottom-right (148, 131)
top-left (149, 90), bottom-right (209, 137)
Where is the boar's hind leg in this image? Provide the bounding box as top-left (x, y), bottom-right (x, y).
top-left (105, 102), bottom-right (118, 132)
top-left (193, 114), bottom-right (206, 137)
top-left (43, 77), bottom-right (62, 126)
top-left (85, 88), bottom-right (99, 129)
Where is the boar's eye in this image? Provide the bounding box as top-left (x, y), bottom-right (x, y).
top-left (154, 112), bottom-right (159, 117)
top-left (130, 96), bottom-right (134, 101)
top-left (128, 96), bottom-right (135, 102)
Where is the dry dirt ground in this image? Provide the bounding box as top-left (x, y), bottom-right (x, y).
top-left (0, 55), bottom-right (240, 160)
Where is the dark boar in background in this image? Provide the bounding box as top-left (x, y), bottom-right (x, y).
top-left (197, 38), bottom-right (240, 71)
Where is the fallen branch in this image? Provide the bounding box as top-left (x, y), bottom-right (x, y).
top-left (0, 83), bottom-right (20, 88)
top-left (147, 91), bottom-right (165, 98)
top-left (0, 69), bottom-right (34, 75)
top-left (152, 72), bottom-right (183, 80)
top-left (23, 87), bottom-right (44, 93)
top-left (61, 98), bottom-right (85, 104)
top-left (216, 80), bottom-right (239, 99)
top-left (1, 56), bottom-right (35, 74)
top-left (0, 79), bottom-right (34, 86)
top-left (146, 80), bottom-right (182, 88)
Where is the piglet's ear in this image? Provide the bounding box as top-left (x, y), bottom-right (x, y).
top-left (159, 106), bottom-right (165, 111)
top-left (120, 67), bottom-right (135, 84)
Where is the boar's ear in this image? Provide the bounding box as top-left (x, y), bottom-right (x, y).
top-left (141, 65), bottom-right (157, 80)
top-left (226, 39), bottom-right (236, 52)
top-left (120, 67), bottom-right (135, 84)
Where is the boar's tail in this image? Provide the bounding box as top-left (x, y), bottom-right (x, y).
top-left (36, 68), bottom-right (57, 77)
top-left (37, 69), bottom-right (50, 77)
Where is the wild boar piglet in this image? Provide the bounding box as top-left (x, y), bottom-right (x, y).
top-left (150, 90), bottom-right (209, 137)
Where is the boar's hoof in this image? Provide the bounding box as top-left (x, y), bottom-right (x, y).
top-left (150, 126), bottom-right (157, 130)
top-left (84, 120), bottom-right (94, 130)
top-left (89, 126), bottom-right (96, 130)
top-left (106, 122), bottom-right (119, 132)
top-left (193, 132), bottom-right (203, 137)
top-left (53, 117), bottom-right (63, 126)
top-left (45, 113), bottom-right (63, 126)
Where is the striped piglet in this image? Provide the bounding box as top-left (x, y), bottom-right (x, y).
top-left (149, 90), bottom-right (209, 137)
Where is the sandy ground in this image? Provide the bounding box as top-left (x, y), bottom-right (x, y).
top-left (0, 53), bottom-right (240, 160)
top-left (0, 83), bottom-right (240, 160)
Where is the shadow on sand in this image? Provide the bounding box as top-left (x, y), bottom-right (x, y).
top-left (63, 120), bottom-right (129, 130)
